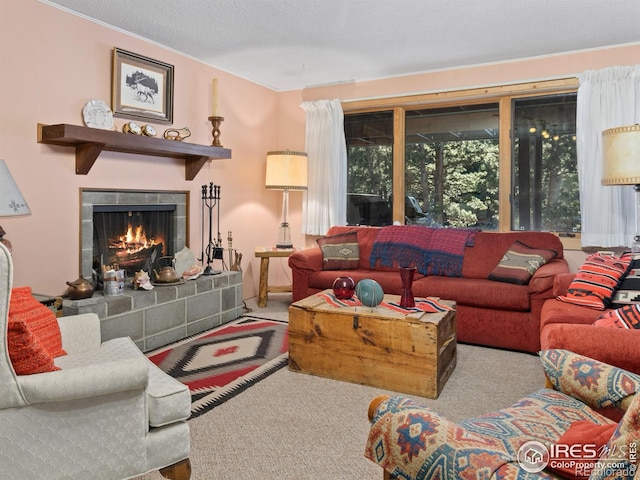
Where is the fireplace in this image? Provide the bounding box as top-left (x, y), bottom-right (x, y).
top-left (72, 188), bottom-right (244, 353)
top-left (80, 189), bottom-right (189, 280)
top-left (93, 204), bottom-right (175, 277)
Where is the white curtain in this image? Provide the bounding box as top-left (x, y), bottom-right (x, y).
top-left (577, 65), bottom-right (640, 248)
top-left (300, 99), bottom-right (348, 235)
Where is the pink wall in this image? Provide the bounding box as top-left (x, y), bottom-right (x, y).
top-left (2, 1), bottom-right (638, 297)
top-left (297, 44), bottom-right (640, 102)
top-left (1, 0), bottom-right (294, 297)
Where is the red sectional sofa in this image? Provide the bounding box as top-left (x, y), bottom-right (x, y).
top-left (540, 273), bottom-right (640, 374)
top-left (289, 225), bottom-right (569, 353)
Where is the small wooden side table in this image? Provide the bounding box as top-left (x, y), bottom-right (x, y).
top-left (254, 247), bottom-right (299, 307)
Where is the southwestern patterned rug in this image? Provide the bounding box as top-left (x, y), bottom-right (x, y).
top-left (147, 315), bottom-right (289, 418)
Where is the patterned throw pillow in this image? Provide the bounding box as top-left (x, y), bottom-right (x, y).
top-left (8, 287), bottom-right (66, 375)
top-left (488, 240), bottom-right (557, 285)
top-left (611, 255), bottom-right (640, 307)
top-left (539, 349), bottom-right (639, 414)
top-left (317, 232), bottom-right (360, 270)
top-left (594, 304), bottom-right (640, 329)
top-left (557, 253), bottom-right (632, 310)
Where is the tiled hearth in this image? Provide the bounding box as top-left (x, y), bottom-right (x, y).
top-left (64, 272), bottom-right (243, 352)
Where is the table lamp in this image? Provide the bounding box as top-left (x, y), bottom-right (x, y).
top-left (265, 150), bottom-right (307, 248)
top-left (602, 124), bottom-right (640, 251)
top-left (0, 160), bottom-right (31, 253)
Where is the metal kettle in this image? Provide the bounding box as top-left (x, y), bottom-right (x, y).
top-left (153, 256), bottom-right (180, 283)
top-left (66, 277), bottom-right (95, 300)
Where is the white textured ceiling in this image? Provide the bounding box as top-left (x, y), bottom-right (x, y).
top-left (42, 0), bottom-right (640, 91)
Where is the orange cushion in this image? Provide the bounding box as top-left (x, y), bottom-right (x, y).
top-left (548, 420), bottom-right (617, 479)
top-left (594, 303), bottom-right (640, 329)
top-left (8, 287), bottom-right (65, 375)
top-left (557, 253), bottom-right (632, 310)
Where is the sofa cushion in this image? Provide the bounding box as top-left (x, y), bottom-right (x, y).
top-left (8, 287), bottom-right (65, 375)
top-left (462, 231), bottom-right (565, 279)
top-left (557, 253), bottom-right (632, 310)
top-left (488, 241), bottom-right (557, 285)
top-left (593, 304), bottom-right (640, 329)
top-left (417, 276), bottom-right (531, 311)
top-left (316, 231), bottom-right (359, 270)
top-left (366, 395), bottom-right (514, 480)
top-left (551, 420), bottom-right (617, 480)
top-left (540, 299), bottom-right (640, 376)
top-left (55, 337), bottom-right (191, 427)
top-left (308, 269), bottom-right (411, 296)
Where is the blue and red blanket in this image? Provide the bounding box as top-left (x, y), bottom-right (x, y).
top-left (369, 225), bottom-right (478, 277)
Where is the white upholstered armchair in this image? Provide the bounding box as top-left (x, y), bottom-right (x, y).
top-left (0, 242), bottom-right (192, 479)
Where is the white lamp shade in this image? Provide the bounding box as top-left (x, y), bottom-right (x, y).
top-left (602, 124), bottom-right (640, 185)
top-left (0, 159), bottom-right (30, 216)
top-left (265, 151), bottom-right (308, 190)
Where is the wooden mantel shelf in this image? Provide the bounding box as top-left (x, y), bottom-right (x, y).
top-left (37, 123), bottom-right (232, 180)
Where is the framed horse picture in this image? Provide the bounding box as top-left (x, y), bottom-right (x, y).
top-left (112, 48), bottom-right (174, 124)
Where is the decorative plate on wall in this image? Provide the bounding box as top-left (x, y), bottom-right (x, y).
top-left (82, 99), bottom-right (114, 130)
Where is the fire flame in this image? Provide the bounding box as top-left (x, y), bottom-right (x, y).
top-left (110, 223), bottom-right (164, 256)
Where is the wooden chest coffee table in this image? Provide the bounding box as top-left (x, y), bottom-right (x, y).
top-left (288, 291), bottom-right (456, 398)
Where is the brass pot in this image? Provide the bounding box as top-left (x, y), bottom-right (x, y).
top-left (153, 266), bottom-right (180, 283)
top-left (66, 277), bottom-right (95, 300)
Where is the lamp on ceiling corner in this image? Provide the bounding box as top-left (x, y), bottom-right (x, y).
top-left (602, 124), bottom-right (640, 251)
top-left (265, 150), bottom-right (308, 249)
top-left (0, 159), bottom-right (31, 253)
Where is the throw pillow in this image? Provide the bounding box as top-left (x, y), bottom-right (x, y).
top-left (611, 254), bottom-right (640, 307)
top-left (8, 286), bottom-right (65, 375)
top-left (539, 349), bottom-right (640, 415)
top-left (557, 253), bottom-right (632, 310)
top-left (317, 232), bottom-right (359, 270)
top-left (594, 304), bottom-right (640, 329)
top-left (548, 420), bottom-right (617, 480)
top-left (590, 392), bottom-right (640, 480)
top-left (487, 240), bottom-right (557, 285)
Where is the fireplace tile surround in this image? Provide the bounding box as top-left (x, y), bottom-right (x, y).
top-left (75, 189), bottom-right (243, 352)
top-left (80, 189), bottom-right (188, 280)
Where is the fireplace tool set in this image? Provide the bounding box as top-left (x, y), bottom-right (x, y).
top-left (199, 182), bottom-right (223, 275)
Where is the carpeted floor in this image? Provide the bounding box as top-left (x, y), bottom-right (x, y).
top-left (135, 293), bottom-right (545, 480)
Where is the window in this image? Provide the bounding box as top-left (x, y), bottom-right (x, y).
top-left (343, 79), bottom-right (580, 236)
top-left (405, 103), bottom-right (499, 229)
top-left (344, 111), bottom-right (394, 226)
top-left (512, 94), bottom-right (579, 232)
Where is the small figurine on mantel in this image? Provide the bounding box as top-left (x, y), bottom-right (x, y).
top-left (163, 127), bottom-right (191, 141)
top-left (132, 270), bottom-right (154, 290)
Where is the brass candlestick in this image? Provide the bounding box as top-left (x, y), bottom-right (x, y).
top-left (208, 116), bottom-right (224, 147)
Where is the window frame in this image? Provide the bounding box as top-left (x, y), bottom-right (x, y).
top-left (342, 78), bottom-right (581, 249)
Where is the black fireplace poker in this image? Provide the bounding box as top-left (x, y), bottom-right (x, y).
top-left (200, 182), bottom-right (223, 275)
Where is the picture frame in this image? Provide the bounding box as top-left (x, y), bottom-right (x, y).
top-left (112, 47), bottom-right (174, 124)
